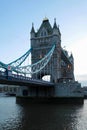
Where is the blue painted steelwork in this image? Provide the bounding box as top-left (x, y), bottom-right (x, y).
top-left (0, 45), bottom-right (55, 75)
top-left (8, 48), bottom-right (32, 67)
top-left (0, 48), bottom-right (32, 72)
top-left (13, 45), bottom-right (55, 74)
top-left (0, 44), bottom-right (73, 77)
top-left (0, 61), bottom-right (7, 68)
top-left (0, 70), bottom-right (54, 86)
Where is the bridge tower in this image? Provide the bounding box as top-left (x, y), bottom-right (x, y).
top-left (30, 18), bottom-right (61, 83)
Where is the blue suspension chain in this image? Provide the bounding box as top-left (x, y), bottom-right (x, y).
top-left (13, 45), bottom-right (55, 74)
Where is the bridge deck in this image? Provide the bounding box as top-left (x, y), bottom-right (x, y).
top-left (0, 74), bottom-right (54, 87)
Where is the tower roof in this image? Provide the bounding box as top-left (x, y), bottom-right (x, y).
top-left (53, 18), bottom-right (57, 28)
top-left (43, 17), bottom-right (49, 22)
top-left (31, 23), bottom-right (35, 33)
top-left (36, 18), bottom-right (53, 36)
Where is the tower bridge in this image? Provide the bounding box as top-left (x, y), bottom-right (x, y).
top-left (0, 18), bottom-right (83, 103)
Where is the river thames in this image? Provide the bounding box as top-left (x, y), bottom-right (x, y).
top-left (0, 95), bottom-right (87, 130)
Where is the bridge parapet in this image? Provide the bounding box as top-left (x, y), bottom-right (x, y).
top-left (0, 70), bottom-right (54, 87)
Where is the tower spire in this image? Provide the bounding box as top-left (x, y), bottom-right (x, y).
top-left (31, 22), bottom-right (35, 33)
top-left (30, 22), bottom-right (35, 38)
top-left (53, 18), bottom-right (57, 28)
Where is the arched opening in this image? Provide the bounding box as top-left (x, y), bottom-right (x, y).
top-left (42, 75), bottom-right (51, 82)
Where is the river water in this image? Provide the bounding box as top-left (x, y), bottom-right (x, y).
top-left (0, 95), bottom-right (87, 130)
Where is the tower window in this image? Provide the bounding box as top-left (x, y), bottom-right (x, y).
top-left (41, 32), bottom-right (43, 36)
top-left (44, 31), bottom-right (46, 36)
top-left (41, 31), bottom-right (47, 37)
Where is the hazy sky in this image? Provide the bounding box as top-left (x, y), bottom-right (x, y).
top-left (0, 0), bottom-right (87, 84)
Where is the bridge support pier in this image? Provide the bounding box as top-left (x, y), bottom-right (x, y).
top-left (16, 81), bottom-right (84, 104)
top-left (16, 85), bottom-right (54, 98)
top-left (16, 86), bottom-right (29, 97)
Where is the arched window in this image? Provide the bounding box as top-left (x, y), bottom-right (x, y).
top-left (40, 30), bottom-right (47, 37)
top-left (44, 31), bottom-right (47, 36)
top-left (41, 32), bottom-right (43, 36)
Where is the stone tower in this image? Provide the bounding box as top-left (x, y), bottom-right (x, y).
top-left (30, 18), bottom-right (74, 83)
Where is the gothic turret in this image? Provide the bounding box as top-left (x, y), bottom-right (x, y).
top-left (69, 53), bottom-right (74, 64)
top-left (53, 18), bottom-right (61, 38)
top-left (30, 23), bottom-right (35, 38)
top-left (53, 18), bottom-right (57, 28)
top-left (36, 17), bottom-right (52, 37)
top-left (53, 18), bottom-right (58, 35)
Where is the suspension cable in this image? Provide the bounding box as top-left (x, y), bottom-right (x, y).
top-left (8, 48), bottom-right (32, 67)
top-left (13, 45), bottom-right (55, 74)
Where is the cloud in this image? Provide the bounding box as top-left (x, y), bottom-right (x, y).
top-left (67, 36), bottom-right (87, 75)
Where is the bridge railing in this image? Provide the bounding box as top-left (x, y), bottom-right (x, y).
top-left (0, 70), bottom-right (53, 85)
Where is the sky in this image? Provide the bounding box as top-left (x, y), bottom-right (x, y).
top-left (0, 0), bottom-right (87, 85)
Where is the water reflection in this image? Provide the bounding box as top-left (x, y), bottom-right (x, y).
top-left (16, 102), bottom-right (84, 130)
top-left (0, 96), bottom-right (87, 130)
top-left (0, 97), bottom-right (23, 130)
